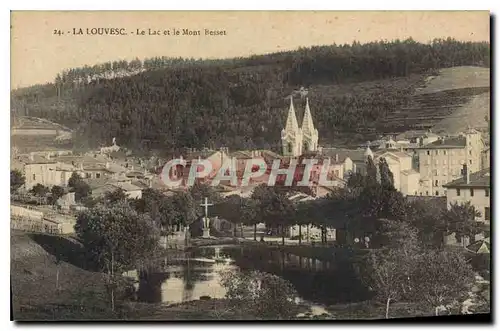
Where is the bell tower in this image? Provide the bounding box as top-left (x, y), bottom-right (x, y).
top-left (301, 98), bottom-right (319, 153)
top-left (281, 97), bottom-right (303, 157)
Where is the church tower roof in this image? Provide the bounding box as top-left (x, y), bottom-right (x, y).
top-left (284, 97), bottom-right (300, 133)
top-left (301, 97), bottom-right (316, 135)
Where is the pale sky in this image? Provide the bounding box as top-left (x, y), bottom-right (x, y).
top-left (11, 11), bottom-right (490, 88)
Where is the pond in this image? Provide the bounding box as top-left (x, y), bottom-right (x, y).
top-left (129, 245), bottom-right (370, 309)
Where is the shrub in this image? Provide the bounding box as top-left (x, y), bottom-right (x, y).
top-left (219, 270), bottom-right (299, 320)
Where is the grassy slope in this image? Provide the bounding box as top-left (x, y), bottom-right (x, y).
top-left (10, 231), bottom-right (257, 321)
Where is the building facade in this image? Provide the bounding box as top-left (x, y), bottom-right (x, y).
top-left (443, 168), bottom-right (491, 223)
top-left (415, 128), bottom-right (484, 196)
top-left (281, 97), bottom-right (318, 157)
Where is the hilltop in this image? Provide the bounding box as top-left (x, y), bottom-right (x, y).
top-left (10, 39), bottom-right (490, 153)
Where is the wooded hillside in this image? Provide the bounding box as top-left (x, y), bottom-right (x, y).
top-left (11, 38), bottom-right (490, 154)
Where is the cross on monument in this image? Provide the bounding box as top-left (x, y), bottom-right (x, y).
top-left (200, 197), bottom-right (213, 229)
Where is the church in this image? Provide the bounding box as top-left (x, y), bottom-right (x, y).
top-left (281, 97), bottom-right (319, 157)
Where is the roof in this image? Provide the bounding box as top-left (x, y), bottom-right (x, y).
top-left (18, 154), bottom-right (56, 165)
top-left (415, 136), bottom-right (466, 149)
top-left (466, 239), bottom-right (490, 254)
top-left (443, 168), bottom-right (491, 188)
top-left (229, 151), bottom-right (253, 159)
top-left (184, 149), bottom-right (219, 160)
top-left (401, 169), bottom-right (420, 176)
top-left (111, 182), bottom-right (142, 192)
top-left (84, 178), bottom-right (111, 190)
top-left (395, 130), bottom-right (428, 140)
top-left (321, 148), bottom-right (364, 162)
top-left (375, 150), bottom-right (413, 159)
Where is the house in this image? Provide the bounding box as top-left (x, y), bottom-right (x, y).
top-left (442, 168), bottom-right (491, 223)
top-left (373, 149), bottom-right (420, 196)
top-left (319, 148), bottom-right (364, 176)
top-left (415, 128), bottom-right (484, 196)
top-left (92, 181), bottom-right (144, 199)
top-left (442, 168), bottom-right (490, 247)
top-left (20, 153), bottom-right (57, 190)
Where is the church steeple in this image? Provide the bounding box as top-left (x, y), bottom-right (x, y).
top-left (284, 97), bottom-right (299, 133)
top-left (301, 98), bottom-right (319, 152)
top-left (281, 96), bottom-right (303, 157)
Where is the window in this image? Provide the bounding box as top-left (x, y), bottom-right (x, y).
top-left (415, 191), bottom-right (418, 195)
top-left (288, 143), bottom-right (292, 154)
top-left (427, 150), bottom-right (430, 155)
top-left (426, 191), bottom-right (429, 196)
top-left (470, 188), bottom-right (474, 197)
top-left (485, 189), bottom-right (490, 197)
top-left (434, 159), bottom-right (439, 165)
top-left (469, 160), bottom-right (472, 165)
top-left (443, 159), bottom-right (447, 165)
top-left (435, 191), bottom-right (439, 196)
top-left (433, 169), bottom-right (438, 176)
top-left (420, 192), bottom-right (423, 196)
top-left (443, 150), bottom-right (447, 155)
top-left (457, 189), bottom-right (461, 196)
top-left (485, 207), bottom-right (490, 221)
top-left (469, 150), bottom-right (472, 156)
top-left (435, 180), bottom-right (439, 186)
top-left (96, 173), bottom-right (101, 179)
top-left (435, 150), bottom-right (439, 155)
top-left (335, 170), bottom-right (339, 177)
top-left (32, 174), bottom-right (36, 180)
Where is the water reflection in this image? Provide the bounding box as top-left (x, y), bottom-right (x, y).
top-left (133, 245), bottom-right (370, 306)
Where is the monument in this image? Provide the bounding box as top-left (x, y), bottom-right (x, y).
top-left (200, 197), bottom-right (213, 238)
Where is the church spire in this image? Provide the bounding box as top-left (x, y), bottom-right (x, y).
top-left (284, 96), bottom-right (299, 133)
top-left (301, 97), bottom-right (315, 135)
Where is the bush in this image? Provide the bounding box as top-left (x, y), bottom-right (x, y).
top-left (219, 270), bottom-right (299, 320)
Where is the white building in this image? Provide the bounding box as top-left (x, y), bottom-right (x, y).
top-left (281, 97), bottom-right (318, 157)
top-left (442, 168), bottom-right (491, 223)
top-left (374, 149), bottom-right (420, 196)
top-left (415, 128), bottom-right (484, 196)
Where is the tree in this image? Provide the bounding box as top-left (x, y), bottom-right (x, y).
top-left (219, 269), bottom-right (299, 320)
top-left (363, 220), bottom-right (421, 318)
top-left (189, 182), bottom-right (222, 205)
top-left (405, 199), bottom-right (446, 247)
top-left (75, 202), bottom-right (160, 310)
top-left (378, 157), bottom-right (395, 190)
top-left (413, 249), bottom-right (475, 316)
top-left (215, 195), bottom-right (259, 239)
top-left (366, 156), bottom-right (378, 187)
top-left (30, 183), bottom-right (49, 197)
top-left (104, 188), bottom-right (128, 205)
top-left (443, 202), bottom-right (483, 245)
top-left (251, 186), bottom-right (295, 245)
top-left (363, 249), bottom-right (408, 319)
top-left (68, 172), bottom-right (92, 202)
top-left (50, 185), bottom-right (65, 205)
top-left (10, 170), bottom-right (25, 193)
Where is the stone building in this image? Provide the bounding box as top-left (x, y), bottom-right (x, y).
top-left (415, 128), bottom-right (484, 196)
top-left (281, 97), bottom-right (318, 157)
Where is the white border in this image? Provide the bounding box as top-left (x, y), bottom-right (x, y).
top-left (2, 1), bottom-right (498, 331)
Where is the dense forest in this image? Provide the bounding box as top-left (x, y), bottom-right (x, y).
top-left (11, 38), bottom-right (490, 154)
